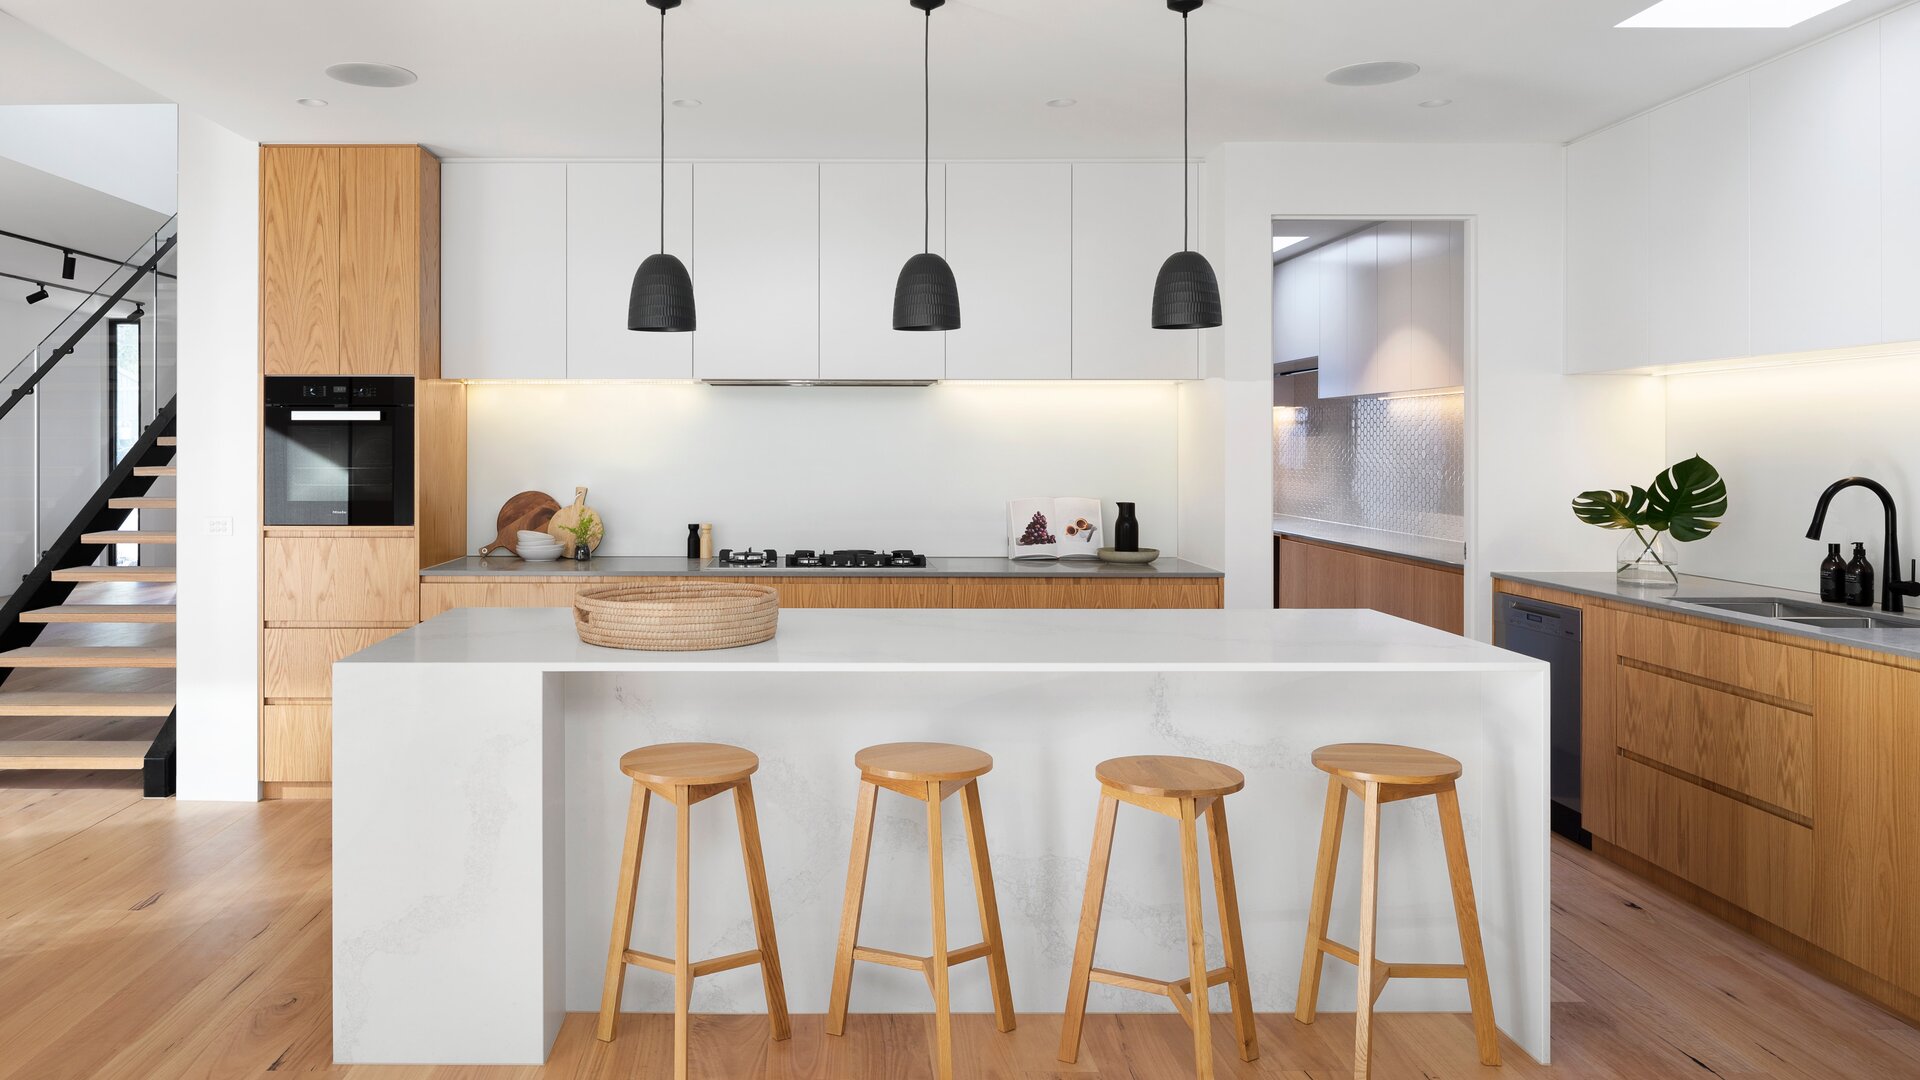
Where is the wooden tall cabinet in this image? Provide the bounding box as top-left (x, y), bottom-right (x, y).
top-left (261, 144), bottom-right (441, 376)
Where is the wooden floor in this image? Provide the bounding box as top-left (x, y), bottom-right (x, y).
top-left (0, 774), bottom-right (1915, 1079)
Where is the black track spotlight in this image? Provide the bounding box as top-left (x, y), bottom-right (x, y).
top-left (25, 283), bottom-right (48, 305)
top-left (127, 303), bottom-right (145, 323)
top-left (60, 250), bottom-right (75, 280)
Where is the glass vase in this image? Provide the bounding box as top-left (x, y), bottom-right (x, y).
top-left (1617, 529), bottom-right (1679, 587)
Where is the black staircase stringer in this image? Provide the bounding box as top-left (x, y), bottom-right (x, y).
top-left (144, 710), bottom-right (177, 797)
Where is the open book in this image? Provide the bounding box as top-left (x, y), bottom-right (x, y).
top-left (1007, 497), bottom-right (1104, 560)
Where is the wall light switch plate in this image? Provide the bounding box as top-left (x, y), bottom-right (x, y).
top-left (206, 517), bottom-right (233, 536)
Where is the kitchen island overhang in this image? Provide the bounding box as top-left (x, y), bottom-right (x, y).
top-left (332, 607), bottom-right (1550, 1066)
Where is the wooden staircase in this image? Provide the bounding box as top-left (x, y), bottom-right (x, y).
top-left (0, 402), bottom-right (178, 793)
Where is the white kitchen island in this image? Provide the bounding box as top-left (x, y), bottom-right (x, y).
top-left (331, 606), bottom-right (1550, 1066)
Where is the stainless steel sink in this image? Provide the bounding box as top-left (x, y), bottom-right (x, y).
top-left (1674, 596), bottom-right (1920, 630)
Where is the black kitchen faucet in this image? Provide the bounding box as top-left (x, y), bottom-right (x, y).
top-left (1806, 476), bottom-right (1920, 613)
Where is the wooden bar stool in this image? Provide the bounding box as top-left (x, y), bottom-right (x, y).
top-left (1059, 756), bottom-right (1259, 1080)
top-left (595, 742), bottom-right (790, 1080)
top-left (825, 742), bottom-right (1016, 1080)
top-left (1294, 743), bottom-right (1499, 1080)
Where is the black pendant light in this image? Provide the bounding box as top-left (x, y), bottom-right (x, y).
top-left (1151, 0), bottom-right (1222, 330)
top-left (629, 0), bottom-right (696, 333)
top-left (893, 0), bottom-right (961, 332)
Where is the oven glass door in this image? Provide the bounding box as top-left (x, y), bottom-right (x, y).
top-left (265, 409), bottom-right (411, 525)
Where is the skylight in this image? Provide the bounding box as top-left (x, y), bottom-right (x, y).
top-left (1617, 0), bottom-right (1852, 29)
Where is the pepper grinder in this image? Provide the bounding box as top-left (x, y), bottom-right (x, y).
top-left (699, 523), bottom-right (714, 561)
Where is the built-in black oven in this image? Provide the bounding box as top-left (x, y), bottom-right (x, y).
top-left (264, 376), bottom-right (414, 526)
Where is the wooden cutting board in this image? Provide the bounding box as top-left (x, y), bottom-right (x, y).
top-left (479, 490), bottom-right (560, 555)
top-left (546, 486), bottom-right (605, 558)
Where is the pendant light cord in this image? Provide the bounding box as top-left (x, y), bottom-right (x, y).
top-left (658, 2), bottom-right (667, 255)
top-left (1182, 10), bottom-right (1190, 254)
top-left (923, 7), bottom-right (931, 254)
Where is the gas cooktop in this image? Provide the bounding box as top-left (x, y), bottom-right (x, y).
top-left (709, 548), bottom-right (929, 570)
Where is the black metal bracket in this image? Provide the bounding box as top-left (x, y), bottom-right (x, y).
top-left (144, 711), bottom-right (177, 798)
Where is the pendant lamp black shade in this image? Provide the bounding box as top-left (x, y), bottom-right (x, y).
top-left (894, 252), bottom-right (960, 331)
top-left (1151, 250), bottom-right (1221, 330)
top-left (629, 252), bottom-right (696, 332)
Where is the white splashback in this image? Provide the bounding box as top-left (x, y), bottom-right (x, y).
top-left (1664, 352), bottom-right (1920, 592)
top-left (464, 380), bottom-right (1181, 558)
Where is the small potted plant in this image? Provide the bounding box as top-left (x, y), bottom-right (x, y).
top-left (556, 508), bottom-right (601, 562)
top-left (1572, 455), bottom-right (1726, 586)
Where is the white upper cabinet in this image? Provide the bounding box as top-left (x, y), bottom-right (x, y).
top-left (1307, 222), bottom-right (1465, 398)
top-left (1883, 4), bottom-right (1920, 344)
top-left (565, 163), bottom-right (694, 380)
top-left (1647, 77), bottom-right (1751, 366)
top-left (441, 163), bottom-right (568, 379)
top-left (691, 163), bottom-right (820, 380)
top-left (1273, 246), bottom-right (1319, 364)
top-left (944, 163), bottom-right (1072, 379)
top-left (1749, 23), bottom-right (1881, 356)
top-left (819, 163), bottom-right (945, 381)
top-left (1565, 116), bottom-right (1650, 373)
top-left (1070, 164), bottom-right (1199, 379)
top-left (1406, 219), bottom-right (1466, 391)
top-left (1339, 228), bottom-right (1386, 396)
top-left (1314, 239), bottom-right (1351, 390)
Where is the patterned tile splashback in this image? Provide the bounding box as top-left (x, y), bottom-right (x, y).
top-left (1272, 374), bottom-right (1464, 542)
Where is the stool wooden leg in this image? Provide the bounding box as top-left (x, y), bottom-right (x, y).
top-left (733, 780), bottom-right (791, 1042)
top-left (826, 779), bottom-right (879, 1038)
top-left (1178, 797), bottom-right (1215, 1080)
top-left (1205, 797), bottom-right (1258, 1063)
top-left (1353, 780), bottom-right (1382, 1080)
top-left (1295, 774), bottom-right (1347, 1025)
top-left (1058, 793), bottom-right (1119, 1064)
top-left (925, 780), bottom-right (954, 1080)
top-left (959, 779), bottom-right (1016, 1033)
top-left (596, 782), bottom-right (650, 1042)
top-left (1437, 784), bottom-right (1501, 1066)
top-left (673, 785), bottom-right (692, 1080)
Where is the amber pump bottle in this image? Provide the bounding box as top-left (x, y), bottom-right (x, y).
top-left (1844, 542), bottom-right (1875, 607)
top-left (1820, 542), bottom-right (1847, 603)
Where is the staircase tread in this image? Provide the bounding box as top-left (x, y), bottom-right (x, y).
top-left (108, 497), bottom-right (176, 509)
top-left (51, 567), bottom-right (176, 582)
top-left (20, 605), bottom-right (177, 623)
top-left (80, 532), bottom-right (176, 545)
top-left (0, 741), bottom-right (148, 770)
top-left (0, 646), bottom-right (176, 668)
top-left (132, 465), bottom-right (176, 477)
top-left (0, 691), bottom-right (174, 717)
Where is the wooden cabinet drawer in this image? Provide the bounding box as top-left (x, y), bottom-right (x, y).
top-left (1616, 662), bottom-right (1813, 817)
top-left (1614, 756), bottom-right (1813, 935)
top-left (263, 704), bottom-right (331, 782)
top-left (265, 536), bottom-right (418, 624)
top-left (1610, 607), bottom-right (1813, 705)
top-left (264, 627), bottom-right (403, 700)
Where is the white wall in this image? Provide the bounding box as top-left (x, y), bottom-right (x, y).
top-left (1186, 140), bottom-right (1666, 634)
top-left (466, 381), bottom-right (1182, 557)
top-left (174, 110), bottom-right (258, 801)
top-left (1664, 353), bottom-right (1920, 592)
top-left (0, 103), bottom-right (178, 214)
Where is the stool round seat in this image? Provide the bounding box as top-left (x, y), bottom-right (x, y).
top-left (1096, 755), bottom-right (1245, 799)
top-left (854, 741), bottom-right (993, 782)
top-left (1311, 743), bottom-right (1461, 786)
top-left (619, 742), bottom-right (759, 786)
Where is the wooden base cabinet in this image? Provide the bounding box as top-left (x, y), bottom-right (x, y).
top-left (1274, 535), bottom-right (1463, 634)
top-left (1497, 579), bottom-right (1920, 1022)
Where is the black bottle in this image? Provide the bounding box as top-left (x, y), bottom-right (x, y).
top-left (686, 523), bottom-right (701, 559)
top-left (1844, 541), bottom-right (1875, 608)
top-left (1820, 542), bottom-right (1848, 603)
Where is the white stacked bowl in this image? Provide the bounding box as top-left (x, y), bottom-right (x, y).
top-left (517, 530), bottom-right (563, 561)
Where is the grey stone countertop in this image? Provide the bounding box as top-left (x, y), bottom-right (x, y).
top-left (422, 554), bottom-right (1224, 578)
top-left (1493, 570), bottom-right (1920, 663)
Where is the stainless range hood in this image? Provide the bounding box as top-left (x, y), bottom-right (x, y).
top-left (700, 379), bottom-right (939, 388)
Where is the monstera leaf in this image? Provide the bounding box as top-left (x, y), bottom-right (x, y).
top-left (1571, 486), bottom-right (1652, 530)
top-left (1645, 454), bottom-right (1727, 542)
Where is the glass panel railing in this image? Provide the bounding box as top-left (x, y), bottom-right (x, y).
top-left (0, 216), bottom-right (177, 596)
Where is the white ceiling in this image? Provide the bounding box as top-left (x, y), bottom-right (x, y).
top-left (0, 156), bottom-right (170, 258)
top-left (0, 10), bottom-right (162, 106)
top-left (1, 0), bottom-right (1907, 158)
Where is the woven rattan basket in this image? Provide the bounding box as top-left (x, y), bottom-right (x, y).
top-left (573, 582), bottom-right (780, 651)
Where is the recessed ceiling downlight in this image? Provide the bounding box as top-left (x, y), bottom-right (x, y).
top-left (324, 62), bottom-right (418, 88)
top-left (1045, 97), bottom-right (1078, 108)
top-left (1324, 60), bottom-right (1421, 87)
top-left (672, 98), bottom-right (702, 108)
top-left (296, 97), bottom-right (329, 107)
top-left (1418, 97), bottom-right (1453, 108)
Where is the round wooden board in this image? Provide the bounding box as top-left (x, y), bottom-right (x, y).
top-left (480, 490), bottom-right (560, 555)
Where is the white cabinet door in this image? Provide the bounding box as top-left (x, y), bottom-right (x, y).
top-left (1314, 238), bottom-right (1351, 394)
top-left (945, 163), bottom-right (1071, 379)
top-left (692, 163), bottom-right (820, 380)
top-left (1565, 116), bottom-right (1649, 373)
top-left (1884, 4), bottom-right (1920, 343)
top-left (819, 163), bottom-right (945, 381)
top-left (1373, 221), bottom-right (1413, 389)
top-left (440, 163), bottom-right (567, 379)
top-left (1273, 250), bottom-right (1319, 364)
top-left (565, 163), bottom-right (694, 379)
top-left (1750, 23), bottom-right (1881, 356)
top-left (1647, 77), bottom-right (1751, 366)
top-left (1406, 219), bottom-right (1466, 390)
top-left (1070, 163), bottom-right (1198, 379)
top-left (1320, 228), bottom-right (1387, 397)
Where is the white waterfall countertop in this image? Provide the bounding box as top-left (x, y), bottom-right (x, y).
top-left (333, 606), bottom-right (1551, 1068)
top-left (344, 605), bottom-right (1536, 673)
